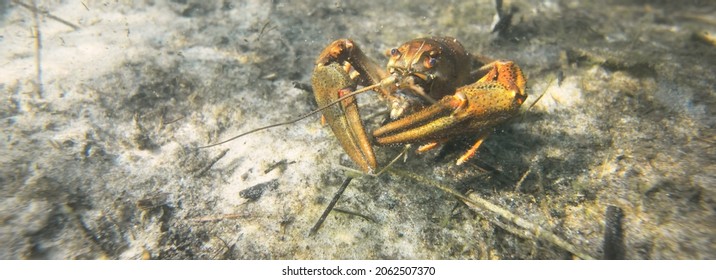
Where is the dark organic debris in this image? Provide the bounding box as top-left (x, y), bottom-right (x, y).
top-left (490, 0), bottom-right (516, 36)
top-left (603, 205), bottom-right (625, 260)
top-left (240, 179), bottom-right (279, 201)
top-left (137, 193), bottom-right (170, 211)
top-left (264, 159), bottom-right (295, 174)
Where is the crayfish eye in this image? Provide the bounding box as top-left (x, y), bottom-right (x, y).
top-left (424, 57), bottom-right (437, 69)
top-left (390, 48), bottom-right (400, 56)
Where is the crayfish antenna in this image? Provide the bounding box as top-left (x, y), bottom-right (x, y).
top-left (197, 81), bottom-right (387, 149)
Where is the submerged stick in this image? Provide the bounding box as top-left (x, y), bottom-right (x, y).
top-left (387, 168), bottom-right (595, 260)
top-left (308, 177), bottom-right (353, 236)
top-left (30, 0), bottom-right (42, 97)
top-left (13, 0), bottom-right (80, 30)
top-left (333, 208), bottom-right (377, 224)
top-left (602, 205), bottom-right (625, 260)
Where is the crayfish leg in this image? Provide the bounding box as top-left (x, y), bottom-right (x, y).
top-left (417, 142), bottom-right (440, 153)
top-left (456, 132), bottom-right (489, 166)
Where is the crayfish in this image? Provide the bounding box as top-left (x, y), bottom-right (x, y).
top-left (311, 36), bottom-right (527, 173)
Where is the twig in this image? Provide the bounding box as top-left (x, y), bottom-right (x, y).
top-left (309, 177), bottom-right (353, 236)
top-left (387, 168), bottom-right (595, 260)
top-left (514, 167), bottom-right (532, 192)
top-left (196, 149), bottom-right (229, 177)
top-left (602, 205), bottom-right (625, 260)
top-left (264, 159), bottom-right (295, 174)
top-left (333, 208), bottom-right (377, 223)
top-left (13, 0), bottom-right (80, 30)
top-left (256, 20), bottom-right (274, 42)
top-left (527, 77), bottom-right (553, 112)
top-left (161, 115), bottom-right (186, 126)
top-left (29, 0), bottom-right (42, 97)
top-left (187, 213), bottom-right (250, 223)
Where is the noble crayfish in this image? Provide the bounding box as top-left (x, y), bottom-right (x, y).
top-left (311, 36), bottom-right (527, 173)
